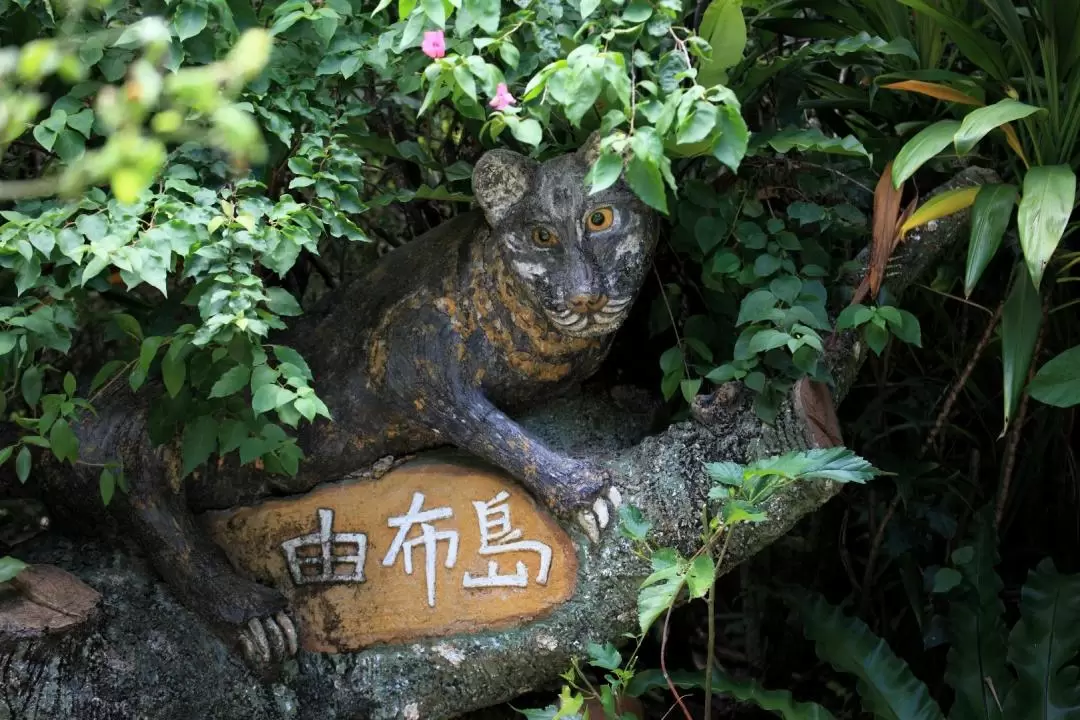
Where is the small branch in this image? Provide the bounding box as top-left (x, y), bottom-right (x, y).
top-left (660, 604), bottom-right (694, 720)
top-left (922, 299), bottom-right (1005, 455)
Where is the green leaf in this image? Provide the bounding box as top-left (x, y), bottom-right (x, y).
top-left (685, 554), bottom-right (715, 599)
top-left (965, 184), bottom-right (1018, 296)
top-left (792, 590), bottom-right (946, 720)
top-left (953, 100), bottom-right (1042, 155)
top-left (265, 287), bottom-right (303, 316)
top-left (100, 468), bottom-right (116, 506)
top-left (0, 332), bottom-right (17, 354)
top-left (721, 499), bottom-right (766, 524)
top-left (21, 365), bottom-right (42, 407)
top-left (749, 329), bottom-right (791, 353)
top-left (174, 2), bottom-right (208, 41)
top-left (579, 0), bottom-right (601, 18)
top-left (931, 567), bottom-right (962, 593)
top-left (210, 365), bottom-right (252, 398)
top-left (162, 342), bottom-right (188, 398)
top-left (587, 642), bottom-right (622, 670)
top-left (181, 415), bottom-right (218, 477)
top-left (48, 419), bottom-right (79, 464)
top-left (697, 0), bottom-right (746, 87)
top-left (585, 151), bottom-right (623, 194)
top-left (712, 105), bottom-right (748, 171)
top-left (252, 384), bottom-right (296, 413)
top-left (676, 102), bottom-right (717, 145)
top-left (1001, 267), bottom-right (1041, 427)
top-left (618, 504), bottom-right (652, 541)
top-left (1017, 165), bottom-right (1076, 289)
top-left (626, 669), bottom-right (837, 719)
top-left (272, 346), bottom-right (313, 380)
top-left (508, 118), bottom-right (541, 147)
top-left (891, 120), bottom-right (960, 187)
top-left (888, 310), bottom-right (922, 347)
top-left (750, 447), bottom-right (879, 485)
top-left (637, 549), bottom-right (684, 633)
top-left (624, 156), bottom-right (667, 213)
top-left (765, 127), bottom-right (870, 159)
top-left (0, 556), bottom-right (28, 583)
top-left (15, 446), bottom-right (31, 483)
top-left (1028, 345), bottom-right (1080, 408)
top-left (1002, 558), bottom-right (1080, 719)
top-left (947, 506), bottom-right (1009, 720)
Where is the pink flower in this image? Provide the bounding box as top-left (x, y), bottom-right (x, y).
top-left (421, 30), bottom-right (445, 59)
top-left (489, 83), bottom-right (516, 111)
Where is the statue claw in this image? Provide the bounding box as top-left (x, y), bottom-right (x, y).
top-left (574, 486), bottom-right (623, 544)
top-left (238, 612), bottom-right (298, 669)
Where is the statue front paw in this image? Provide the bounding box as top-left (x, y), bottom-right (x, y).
top-left (238, 612), bottom-right (298, 669)
top-left (542, 460), bottom-right (623, 544)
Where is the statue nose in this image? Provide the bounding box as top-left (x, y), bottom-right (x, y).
top-left (567, 294), bottom-right (608, 313)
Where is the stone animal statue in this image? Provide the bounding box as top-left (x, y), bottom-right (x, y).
top-left (6, 136), bottom-right (659, 667)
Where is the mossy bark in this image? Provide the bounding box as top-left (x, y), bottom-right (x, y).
top-left (0, 168), bottom-right (995, 720)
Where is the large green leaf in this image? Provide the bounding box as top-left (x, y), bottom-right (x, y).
top-left (792, 591), bottom-right (946, 720)
top-left (627, 669), bottom-right (837, 719)
top-left (892, 120), bottom-right (961, 187)
top-left (1001, 266), bottom-right (1042, 428)
top-left (964, 184), bottom-right (1018, 297)
top-left (1017, 166), bottom-right (1076, 289)
top-left (1002, 559), bottom-right (1080, 719)
top-left (946, 506), bottom-right (1010, 720)
top-left (697, 0), bottom-right (746, 88)
top-left (953, 100), bottom-right (1043, 154)
top-left (1028, 345), bottom-right (1080, 408)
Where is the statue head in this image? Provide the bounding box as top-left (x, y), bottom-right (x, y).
top-left (472, 135), bottom-right (659, 338)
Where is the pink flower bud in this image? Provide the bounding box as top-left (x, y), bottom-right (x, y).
top-left (489, 83), bottom-right (516, 111)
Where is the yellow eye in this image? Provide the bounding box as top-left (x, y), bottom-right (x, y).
top-left (585, 207), bottom-right (614, 231)
top-left (532, 227), bottom-right (559, 247)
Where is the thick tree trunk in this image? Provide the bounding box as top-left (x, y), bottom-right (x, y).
top-left (0, 167), bottom-right (995, 720)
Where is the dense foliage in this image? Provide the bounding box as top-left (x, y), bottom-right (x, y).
top-left (2, 0), bottom-right (1080, 718)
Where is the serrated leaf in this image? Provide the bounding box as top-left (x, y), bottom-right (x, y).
top-left (265, 287), bottom-right (303, 316)
top-left (637, 550), bottom-right (684, 633)
top-left (686, 554), bottom-right (715, 599)
top-left (587, 641), bottom-right (621, 670)
top-left (618, 504), bottom-right (652, 541)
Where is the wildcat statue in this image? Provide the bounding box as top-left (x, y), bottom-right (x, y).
top-left (17, 135), bottom-right (660, 667)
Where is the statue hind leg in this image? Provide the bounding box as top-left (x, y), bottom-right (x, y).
top-left (49, 399), bottom-right (299, 670)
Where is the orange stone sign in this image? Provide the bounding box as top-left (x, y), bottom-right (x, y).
top-left (201, 454), bottom-right (579, 653)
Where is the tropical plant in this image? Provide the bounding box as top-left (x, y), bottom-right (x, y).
top-left (520, 446), bottom-right (882, 719)
top-left (882, 1), bottom-right (1080, 417)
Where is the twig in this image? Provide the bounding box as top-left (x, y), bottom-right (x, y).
top-left (704, 531), bottom-right (732, 719)
top-left (660, 604), bottom-right (694, 720)
top-left (922, 299), bottom-right (1005, 455)
top-left (858, 494), bottom-right (900, 616)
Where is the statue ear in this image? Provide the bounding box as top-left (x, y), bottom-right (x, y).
top-left (473, 149), bottom-right (538, 226)
top-left (578, 131), bottom-right (603, 166)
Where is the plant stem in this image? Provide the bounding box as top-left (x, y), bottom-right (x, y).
top-left (703, 530), bottom-right (732, 719)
